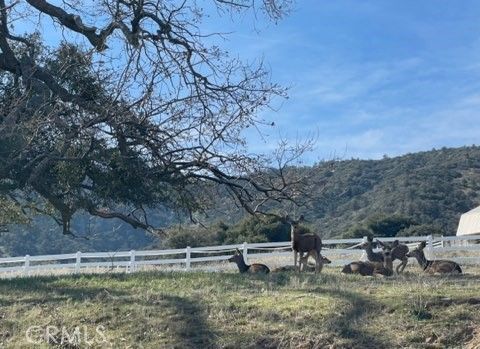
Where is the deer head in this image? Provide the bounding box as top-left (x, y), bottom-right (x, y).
top-left (406, 241), bottom-right (426, 258)
top-left (382, 246), bottom-right (392, 261)
top-left (360, 235), bottom-right (374, 249)
top-left (284, 215), bottom-right (305, 238)
top-left (228, 248), bottom-right (244, 264)
top-left (284, 214), bottom-right (305, 226)
top-left (321, 255), bottom-right (332, 264)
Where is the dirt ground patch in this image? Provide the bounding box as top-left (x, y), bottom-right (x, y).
top-left (466, 326), bottom-right (480, 349)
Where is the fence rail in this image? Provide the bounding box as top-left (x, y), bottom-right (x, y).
top-left (0, 234), bottom-right (479, 277)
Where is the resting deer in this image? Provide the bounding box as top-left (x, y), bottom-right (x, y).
top-left (406, 242), bottom-right (462, 274)
top-left (342, 247), bottom-right (393, 277)
top-left (285, 215), bottom-right (323, 273)
top-left (228, 248), bottom-right (270, 274)
top-left (273, 256), bottom-right (331, 273)
top-left (376, 239), bottom-right (409, 274)
top-left (341, 261), bottom-right (374, 276)
top-left (372, 247), bottom-right (394, 277)
top-left (299, 253), bottom-right (330, 273)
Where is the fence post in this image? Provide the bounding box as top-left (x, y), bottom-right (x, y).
top-left (24, 255), bottom-right (30, 276)
top-left (185, 246), bottom-right (191, 271)
top-left (129, 250), bottom-right (136, 273)
top-left (75, 251), bottom-right (81, 274)
top-left (360, 236), bottom-right (368, 261)
top-left (427, 235), bottom-right (434, 259)
top-left (242, 242), bottom-right (248, 264)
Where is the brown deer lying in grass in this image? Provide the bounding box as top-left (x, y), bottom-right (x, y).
top-left (406, 242), bottom-right (462, 274)
top-left (228, 249), bottom-right (270, 274)
top-left (273, 256), bottom-right (331, 273)
top-left (342, 247), bottom-right (393, 277)
top-left (376, 239), bottom-right (409, 274)
top-left (286, 215), bottom-right (322, 273)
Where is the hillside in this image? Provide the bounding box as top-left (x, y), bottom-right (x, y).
top-left (305, 146), bottom-right (480, 238)
top-left (201, 145), bottom-right (480, 241)
top-left (1, 146), bottom-right (480, 255)
top-left (0, 268), bottom-right (479, 348)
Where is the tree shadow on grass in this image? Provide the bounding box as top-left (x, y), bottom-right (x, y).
top-left (315, 287), bottom-right (387, 349)
top-left (66, 292), bottom-right (218, 348)
top-left (157, 294), bottom-right (217, 349)
top-left (0, 275), bottom-right (130, 306)
top-left (225, 272), bottom-right (389, 349)
top-left (0, 271), bottom-right (430, 348)
top-left (204, 272), bottom-right (389, 348)
top-left (251, 286), bottom-right (387, 348)
top-left (0, 276), bottom-right (218, 348)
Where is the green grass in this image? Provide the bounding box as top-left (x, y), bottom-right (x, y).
top-left (0, 267), bottom-right (479, 348)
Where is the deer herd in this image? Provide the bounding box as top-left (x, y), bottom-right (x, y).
top-left (228, 215), bottom-right (463, 277)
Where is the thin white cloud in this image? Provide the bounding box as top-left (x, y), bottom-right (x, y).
top-left (288, 57), bottom-right (423, 109)
top-left (249, 89), bottom-right (480, 161)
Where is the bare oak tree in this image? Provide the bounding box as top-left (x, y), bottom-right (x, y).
top-left (0, 0), bottom-right (315, 236)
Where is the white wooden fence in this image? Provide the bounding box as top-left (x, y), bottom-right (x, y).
top-left (0, 234), bottom-right (479, 277)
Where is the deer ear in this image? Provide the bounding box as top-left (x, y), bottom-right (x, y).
top-left (235, 248), bottom-right (241, 254)
top-left (376, 239), bottom-right (387, 249)
top-left (367, 235), bottom-right (373, 242)
top-left (419, 241), bottom-right (426, 249)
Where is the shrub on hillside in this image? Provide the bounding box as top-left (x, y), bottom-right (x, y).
top-left (342, 227), bottom-right (373, 239)
top-left (398, 224), bottom-right (445, 237)
top-left (367, 215), bottom-right (417, 237)
top-left (162, 224), bottom-right (225, 248)
top-left (162, 215), bottom-right (293, 248)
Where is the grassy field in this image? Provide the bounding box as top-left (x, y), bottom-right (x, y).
top-left (0, 266), bottom-right (479, 349)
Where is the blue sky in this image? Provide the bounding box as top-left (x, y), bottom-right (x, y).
top-left (15, 1), bottom-right (480, 162)
top-left (213, 0), bottom-right (480, 161)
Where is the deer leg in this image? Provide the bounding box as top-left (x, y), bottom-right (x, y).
top-left (295, 251), bottom-right (305, 272)
top-left (310, 251), bottom-right (319, 274)
top-left (403, 258), bottom-right (408, 272)
top-left (298, 252), bottom-right (306, 272)
top-left (397, 258), bottom-right (407, 274)
top-left (395, 261), bottom-right (402, 274)
top-left (316, 257), bottom-right (324, 274)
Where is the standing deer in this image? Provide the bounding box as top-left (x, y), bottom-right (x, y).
top-left (228, 248), bottom-right (270, 274)
top-left (406, 242), bottom-right (462, 274)
top-left (376, 239), bottom-right (409, 274)
top-left (285, 215), bottom-right (323, 273)
top-left (372, 247), bottom-right (394, 277)
top-left (360, 236), bottom-right (384, 263)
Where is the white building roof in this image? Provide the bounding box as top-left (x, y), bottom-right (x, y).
top-left (457, 205), bottom-right (480, 236)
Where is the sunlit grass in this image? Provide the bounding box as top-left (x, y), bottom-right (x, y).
top-left (0, 266), bottom-right (479, 348)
